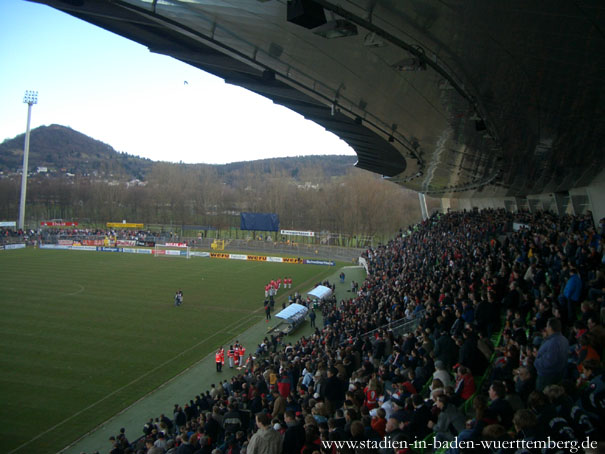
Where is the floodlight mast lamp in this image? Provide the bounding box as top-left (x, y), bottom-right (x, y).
top-left (18, 90), bottom-right (37, 230)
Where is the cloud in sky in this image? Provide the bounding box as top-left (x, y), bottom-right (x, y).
top-left (0, 0), bottom-right (355, 164)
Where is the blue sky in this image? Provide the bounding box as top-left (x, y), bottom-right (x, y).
top-left (0, 0), bottom-right (355, 164)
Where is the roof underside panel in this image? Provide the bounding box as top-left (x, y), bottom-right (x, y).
top-left (30, 0), bottom-right (605, 198)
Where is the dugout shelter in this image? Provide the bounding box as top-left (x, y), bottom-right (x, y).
top-left (274, 303), bottom-right (309, 334)
top-left (307, 285), bottom-right (333, 301)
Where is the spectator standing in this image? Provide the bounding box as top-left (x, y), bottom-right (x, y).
top-left (560, 267), bottom-right (582, 322)
top-left (309, 309), bottom-right (316, 328)
top-left (176, 433), bottom-right (196, 454)
top-left (534, 318), bottom-right (569, 390)
top-left (324, 366), bottom-right (344, 415)
top-left (282, 410), bottom-right (305, 454)
top-left (223, 402), bottom-right (242, 437)
top-left (145, 438), bottom-right (164, 454)
top-left (247, 412), bottom-right (283, 454)
top-left (174, 405), bottom-right (186, 434)
top-left (271, 389), bottom-right (286, 419)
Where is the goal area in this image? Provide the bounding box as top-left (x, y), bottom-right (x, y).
top-left (154, 243), bottom-right (191, 259)
top-left (211, 239), bottom-right (225, 251)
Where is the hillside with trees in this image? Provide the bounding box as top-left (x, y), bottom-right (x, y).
top-left (0, 124), bottom-right (154, 179)
top-left (0, 125), bottom-right (438, 237)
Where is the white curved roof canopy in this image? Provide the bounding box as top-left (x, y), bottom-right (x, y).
top-left (307, 285), bottom-right (332, 300)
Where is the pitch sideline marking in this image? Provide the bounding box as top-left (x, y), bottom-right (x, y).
top-left (10, 267), bottom-right (336, 454)
top-left (8, 308), bottom-right (264, 454)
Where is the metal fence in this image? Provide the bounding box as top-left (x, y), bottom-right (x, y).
top-left (191, 237), bottom-right (364, 262)
top-left (342, 310), bottom-right (425, 346)
top-left (27, 233), bottom-right (364, 263)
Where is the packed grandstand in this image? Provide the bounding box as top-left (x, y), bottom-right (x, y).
top-left (6, 209), bottom-right (605, 454)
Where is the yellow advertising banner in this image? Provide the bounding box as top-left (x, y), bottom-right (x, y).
top-left (106, 222), bottom-right (144, 229)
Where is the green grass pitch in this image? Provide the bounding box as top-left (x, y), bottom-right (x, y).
top-left (0, 248), bottom-right (335, 454)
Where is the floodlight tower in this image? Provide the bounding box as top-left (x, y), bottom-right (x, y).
top-left (18, 90), bottom-right (38, 230)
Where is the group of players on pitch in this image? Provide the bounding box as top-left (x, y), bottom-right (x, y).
top-left (178, 277), bottom-right (293, 372)
top-left (173, 276), bottom-right (292, 308)
top-left (263, 277), bottom-right (292, 298)
top-left (175, 276), bottom-right (292, 308)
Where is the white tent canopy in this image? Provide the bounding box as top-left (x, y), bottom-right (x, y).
top-left (307, 285), bottom-right (332, 300)
top-left (275, 303), bottom-right (308, 322)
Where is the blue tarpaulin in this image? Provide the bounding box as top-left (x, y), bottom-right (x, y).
top-left (240, 212), bottom-right (280, 231)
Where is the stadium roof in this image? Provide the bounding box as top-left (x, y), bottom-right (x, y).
top-left (31, 0), bottom-right (605, 199)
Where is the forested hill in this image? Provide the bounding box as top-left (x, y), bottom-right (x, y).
top-left (0, 125), bottom-right (437, 235)
top-left (0, 124), bottom-right (153, 179)
top-left (0, 124), bottom-right (357, 180)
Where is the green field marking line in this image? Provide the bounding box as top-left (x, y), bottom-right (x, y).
top-left (2, 253), bottom-right (335, 454)
top-left (58, 284), bottom-right (86, 297)
top-left (54, 267), bottom-right (332, 454)
top-left (8, 307), bottom-right (265, 454)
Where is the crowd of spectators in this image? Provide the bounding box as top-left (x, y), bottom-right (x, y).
top-left (87, 210), bottom-right (604, 453)
top-left (0, 227), bottom-right (176, 245)
top-left (0, 227), bottom-right (37, 243)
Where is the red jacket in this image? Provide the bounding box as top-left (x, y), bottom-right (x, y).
top-left (277, 378), bottom-right (291, 398)
top-left (455, 373), bottom-right (475, 400)
top-left (371, 416), bottom-right (386, 438)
